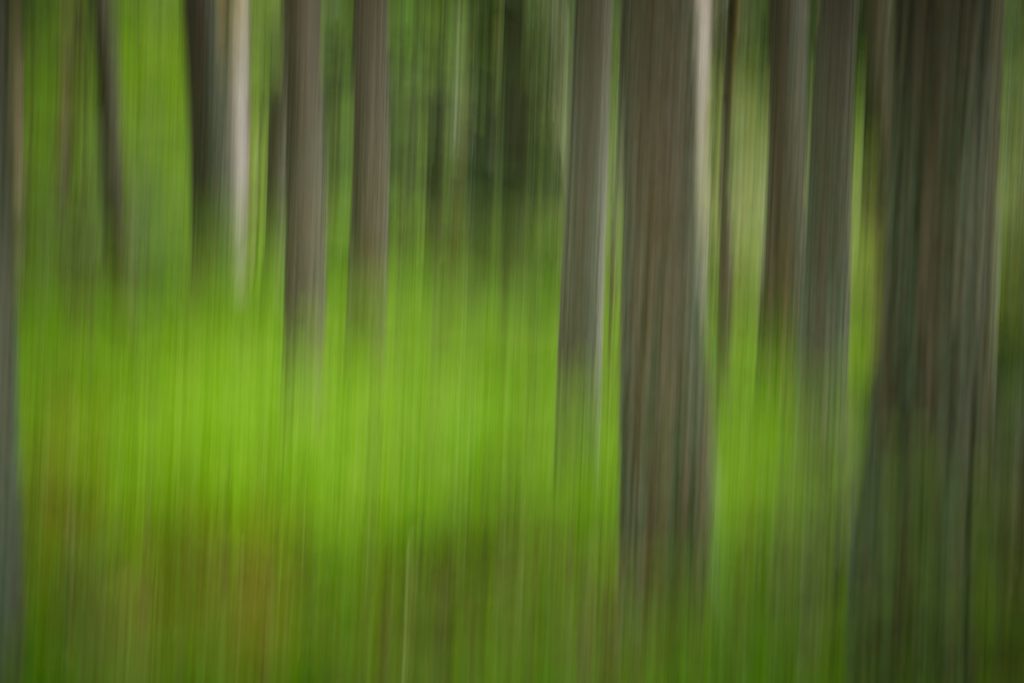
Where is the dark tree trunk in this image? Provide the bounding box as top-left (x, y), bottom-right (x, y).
top-left (500, 0), bottom-right (526, 194)
top-left (58, 0), bottom-right (83, 216)
top-left (228, 0), bottom-right (250, 295)
top-left (349, 0), bottom-right (390, 336)
top-left (185, 0), bottom-right (229, 281)
top-left (426, 15), bottom-right (445, 240)
top-left (717, 0), bottom-right (737, 367)
top-left (862, 0), bottom-right (893, 238)
top-left (796, 0), bottom-right (860, 671)
top-left (850, 0), bottom-right (1004, 679)
top-left (499, 0), bottom-right (526, 278)
top-left (9, 0), bottom-right (22, 273)
top-left (467, 0), bottom-right (498, 191)
top-left (620, 0), bottom-right (710, 615)
top-left (760, 0), bottom-right (808, 342)
top-left (804, 0), bottom-right (858, 424)
top-left (555, 0), bottom-right (612, 459)
top-left (0, 0), bottom-right (23, 675)
top-left (95, 0), bottom-right (127, 281)
top-left (284, 0), bottom-right (325, 349)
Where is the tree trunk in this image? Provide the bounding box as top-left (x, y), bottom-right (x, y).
top-left (58, 0), bottom-right (83, 216)
top-left (95, 0), bottom-right (127, 281)
top-left (500, 0), bottom-right (526, 194)
top-left (620, 0), bottom-right (710, 617)
top-left (0, 0), bottom-right (23, 675)
top-left (499, 0), bottom-right (526, 280)
top-left (797, 0), bottom-right (859, 672)
top-left (284, 0), bottom-right (325, 350)
top-left (850, 0), bottom-right (1004, 679)
top-left (185, 0), bottom-right (229, 281)
top-left (555, 0), bottom-right (612, 460)
top-left (694, 0), bottom-right (712, 357)
top-left (760, 0), bottom-right (808, 342)
top-left (8, 0), bottom-right (22, 277)
top-left (717, 0), bottom-right (737, 367)
top-left (804, 0), bottom-right (858, 431)
top-left (425, 0), bottom-right (446, 241)
top-left (862, 0), bottom-right (893, 238)
top-left (228, 0), bottom-right (250, 296)
top-left (349, 0), bottom-right (390, 336)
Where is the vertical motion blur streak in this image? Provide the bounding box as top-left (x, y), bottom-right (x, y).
top-left (3, 0), bottom-right (1024, 679)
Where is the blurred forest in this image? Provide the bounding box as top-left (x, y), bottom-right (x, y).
top-left (1, 0), bottom-right (1024, 679)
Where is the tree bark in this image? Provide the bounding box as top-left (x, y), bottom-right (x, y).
top-left (694, 0), bottom-right (712, 362)
top-left (796, 0), bottom-right (860, 672)
top-left (804, 0), bottom-right (858, 428)
top-left (425, 0), bottom-right (447, 240)
top-left (8, 0), bottom-right (22, 276)
top-left (0, 0), bottom-right (23, 675)
top-left (185, 0), bottom-right (230, 281)
top-left (850, 0), bottom-right (1004, 679)
top-left (499, 0), bottom-right (526, 279)
top-left (862, 0), bottom-right (893, 238)
top-left (717, 0), bottom-right (737, 367)
top-left (760, 0), bottom-right (808, 342)
top-left (284, 0), bottom-right (325, 350)
top-left (228, 0), bottom-right (250, 296)
top-left (349, 0), bottom-right (390, 336)
top-left (555, 0), bottom-right (612, 460)
top-left (500, 0), bottom-right (526, 194)
top-left (58, 0), bottom-right (83, 216)
top-left (620, 0), bottom-right (710, 615)
top-left (95, 0), bottom-right (128, 281)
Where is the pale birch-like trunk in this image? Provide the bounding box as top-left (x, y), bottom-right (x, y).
top-left (229, 0), bottom-right (250, 296)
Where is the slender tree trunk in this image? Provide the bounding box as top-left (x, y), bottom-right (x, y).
top-left (349, 0), bottom-right (390, 336)
top-left (555, 0), bottom-right (612, 460)
top-left (443, 0), bottom-right (472, 254)
top-left (425, 0), bottom-right (447, 241)
top-left (284, 0), bottom-right (325, 350)
top-left (499, 0), bottom-right (526, 280)
top-left (58, 0), bottom-right (83, 215)
top-left (95, 0), bottom-right (127, 280)
top-left (185, 0), bottom-right (229, 281)
top-left (760, 0), bottom-right (808, 342)
top-left (0, 0), bottom-right (23, 675)
top-left (500, 0), bottom-right (526, 194)
top-left (862, 0), bottom-right (893, 238)
top-left (717, 0), bottom-right (737, 367)
top-left (797, 0), bottom-right (860, 672)
top-left (9, 0), bottom-right (22, 276)
top-left (620, 0), bottom-right (710, 619)
top-left (695, 0), bottom-right (712, 355)
top-left (850, 0), bottom-right (1004, 679)
top-left (229, 0), bottom-right (250, 295)
top-left (466, 0), bottom-right (499, 262)
top-left (805, 0), bottom-right (858, 431)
